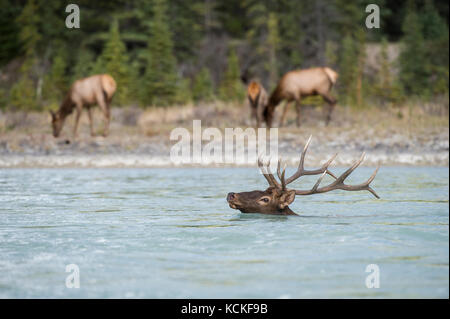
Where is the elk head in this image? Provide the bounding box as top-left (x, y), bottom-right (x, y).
top-left (227, 136), bottom-right (380, 215)
top-left (50, 110), bottom-right (64, 137)
top-left (227, 187), bottom-right (297, 215)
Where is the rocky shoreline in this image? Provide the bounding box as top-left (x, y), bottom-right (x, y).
top-left (1, 105), bottom-right (448, 168)
top-left (0, 131), bottom-right (447, 168)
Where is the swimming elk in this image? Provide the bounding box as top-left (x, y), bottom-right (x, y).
top-left (264, 67), bottom-right (338, 128)
top-left (227, 136), bottom-right (380, 215)
top-left (50, 74), bottom-right (117, 138)
top-left (246, 80), bottom-right (268, 128)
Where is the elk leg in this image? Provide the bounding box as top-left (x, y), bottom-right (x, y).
top-left (96, 93), bottom-right (110, 137)
top-left (256, 104), bottom-right (264, 128)
top-left (105, 98), bottom-right (112, 136)
top-left (295, 99), bottom-right (302, 127)
top-left (279, 102), bottom-right (290, 127)
top-left (73, 104), bottom-right (82, 138)
top-left (87, 107), bottom-right (95, 137)
top-left (321, 93), bottom-right (337, 125)
top-left (102, 107), bottom-right (110, 137)
top-left (265, 107), bottom-right (273, 128)
top-left (251, 106), bottom-right (258, 127)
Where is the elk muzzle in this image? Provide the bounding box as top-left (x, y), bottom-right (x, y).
top-left (227, 192), bottom-right (241, 210)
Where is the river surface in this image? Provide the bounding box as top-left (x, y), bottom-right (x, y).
top-left (0, 167), bottom-right (448, 298)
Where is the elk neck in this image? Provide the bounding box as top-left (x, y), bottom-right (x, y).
top-left (275, 206), bottom-right (298, 216)
top-left (58, 90), bottom-right (75, 119)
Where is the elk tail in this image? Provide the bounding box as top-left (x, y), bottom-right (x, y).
top-left (101, 74), bottom-right (117, 100)
top-left (323, 67), bottom-right (338, 89)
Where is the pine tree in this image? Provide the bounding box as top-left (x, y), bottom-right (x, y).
top-left (95, 19), bottom-right (130, 105)
top-left (421, 0), bottom-right (447, 40)
top-left (335, 0), bottom-right (363, 36)
top-left (175, 77), bottom-right (193, 105)
top-left (375, 37), bottom-right (403, 104)
top-left (9, 0), bottom-right (41, 110)
top-left (16, 0), bottom-right (40, 73)
top-left (398, 0), bottom-right (428, 96)
top-left (325, 41), bottom-right (338, 68)
top-left (128, 59), bottom-right (141, 105)
top-left (9, 76), bottom-right (37, 110)
top-left (375, 37), bottom-right (391, 101)
top-left (142, 0), bottom-right (178, 106)
top-left (71, 49), bottom-right (95, 83)
top-left (244, 3), bottom-right (285, 89)
top-left (339, 34), bottom-right (357, 106)
top-left (192, 67), bottom-right (215, 102)
top-left (355, 29), bottom-right (366, 107)
top-left (266, 13), bottom-right (279, 90)
top-left (243, 1), bottom-right (268, 82)
top-left (43, 47), bottom-right (68, 103)
top-left (420, 0), bottom-right (449, 95)
top-left (0, 0), bottom-right (20, 67)
top-left (219, 47), bottom-right (244, 103)
top-left (167, 0), bottom-right (206, 63)
top-left (276, 0), bottom-right (304, 70)
top-left (378, 38), bottom-right (390, 90)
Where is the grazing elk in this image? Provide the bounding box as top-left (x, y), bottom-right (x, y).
top-left (264, 67), bottom-right (338, 128)
top-left (246, 80), bottom-right (268, 127)
top-left (50, 74), bottom-right (116, 138)
top-left (227, 136), bottom-right (380, 215)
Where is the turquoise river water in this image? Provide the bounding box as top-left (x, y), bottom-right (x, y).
top-left (0, 167), bottom-right (448, 298)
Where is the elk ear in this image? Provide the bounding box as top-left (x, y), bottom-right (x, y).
top-left (278, 190), bottom-right (296, 209)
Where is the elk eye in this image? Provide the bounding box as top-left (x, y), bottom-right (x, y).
top-left (260, 197), bottom-right (270, 203)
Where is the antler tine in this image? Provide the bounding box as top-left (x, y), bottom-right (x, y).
top-left (311, 171), bottom-right (327, 193)
top-left (258, 156), bottom-right (274, 187)
top-left (294, 155), bottom-right (381, 198)
top-left (298, 135), bottom-right (313, 170)
top-left (365, 164), bottom-right (380, 199)
top-left (258, 156), bottom-right (280, 188)
top-left (280, 167), bottom-right (287, 190)
top-left (322, 153), bottom-right (338, 179)
top-left (275, 158), bottom-right (288, 190)
top-left (285, 135), bottom-right (338, 185)
top-left (266, 158), bottom-right (281, 188)
top-left (334, 152), bottom-right (365, 183)
top-left (277, 158), bottom-right (282, 180)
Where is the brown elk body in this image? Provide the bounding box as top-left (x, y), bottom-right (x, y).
top-left (247, 81), bottom-right (268, 127)
top-left (264, 67), bottom-right (338, 128)
top-left (50, 74), bottom-right (116, 138)
top-left (227, 136), bottom-right (380, 216)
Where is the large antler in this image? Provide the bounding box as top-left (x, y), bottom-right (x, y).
top-left (282, 135), bottom-right (338, 185)
top-left (257, 157), bottom-right (281, 188)
top-left (258, 135), bottom-right (380, 198)
top-left (258, 135), bottom-right (336, 190)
